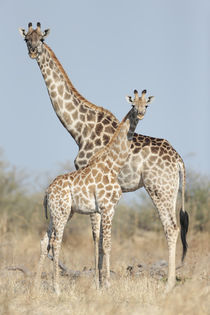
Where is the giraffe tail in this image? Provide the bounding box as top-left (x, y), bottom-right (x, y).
top-left (43, 192), bottom-right (49, 220)
top-left (178, 159), bottom-right (189, 263)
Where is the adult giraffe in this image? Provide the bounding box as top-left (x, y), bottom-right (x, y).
top-left (19, 22), bottom-right (189, 291)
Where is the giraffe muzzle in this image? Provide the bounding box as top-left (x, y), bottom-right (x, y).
top-left (29, 52), bottom-right (38, 59)
top-left (137, 113), bottom-right (145, 120)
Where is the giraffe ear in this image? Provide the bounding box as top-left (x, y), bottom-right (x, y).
top-left (125, 96), bottom-right (133, 103)
top-left (19, 28), bottom-right (26, 37)
top-left (42, 29), bottom-right (50, 38)
top-left (147, 96), bottom-right (155, 104)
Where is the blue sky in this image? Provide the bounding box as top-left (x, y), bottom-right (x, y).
top-left (0, 0), bottom-right (210, 184)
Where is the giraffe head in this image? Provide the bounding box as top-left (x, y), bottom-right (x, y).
top-left (19, 22), bottom-right (50, 59)
top-left (126, 89), bottom-right (154, 120)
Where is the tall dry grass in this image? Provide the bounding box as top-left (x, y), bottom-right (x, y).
top-left (0, 227), bottom-right (209, 315)
top-left (0, 153), bottom-right (209, 314)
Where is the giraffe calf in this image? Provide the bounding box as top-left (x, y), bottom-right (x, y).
top-left (35, 89), bottom-right (154, 295)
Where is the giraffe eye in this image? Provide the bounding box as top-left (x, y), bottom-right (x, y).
top-left (40, 38), bottom-right (44, 43)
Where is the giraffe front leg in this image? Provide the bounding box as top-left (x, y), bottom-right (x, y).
top-left (51, 208), bottom-right (72, 295)
top-left (90, 213), bottom-right (101, 289)
top-left (51, 223), bottom-right (67, 296)
top-left (100, 207), bottom-right (114, 288)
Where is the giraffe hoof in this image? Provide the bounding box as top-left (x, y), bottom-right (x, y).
top-left (104, 279), bottom-right (111, 289)
top-left (54, 284), bottom-right (61, 296)
top-left (164, 281), bottom-right (175, 294)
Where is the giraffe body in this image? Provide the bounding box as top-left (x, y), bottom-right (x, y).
top-left (20, 23), bottom-right (189, 292)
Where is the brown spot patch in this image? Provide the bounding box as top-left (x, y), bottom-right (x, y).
top-left (92, 169), bottom-right (98, 176)
top-left (88, 184), bottom-right (95, 193)
top-left (112, 121), bottom-right (118, 129)
top-left (46, 68), bottom-right (51, 76)
top-left (63, 112), bottom-right (72, 125)
top-left (85, 175), bottom-right (92, 185)
top-left (96, 124), bottom-right (103, 136)
top-left (64, 93), bottom-right (71, 100)
top-left (58, 97), bottom-right (63, 108)
top-left (102, 118), bottom-right (110, 125)
top-left (63, 181), bottom-right (69, 188)
top-left (103, 175), bottom-right (109, 184)
top-left (151, 146), bottom-right (159, 154)
top-left (53, 72), bottom-right (59, 82)
top-left (73, 97), bottom-right (79, 106)
top-left (86, 152), bottom-right (92, 159)
top-left (87, 110), bottom-right (95, 122)
top-left (46, 79), bottom-right (52, 87)
top-left (80, 114), bottom-right (86, 122)
top-left (79, 160), bottom-right (87, 166)
top-left (80, 104), bottom-right (87, 113)
top-left (98, 190), bottom-right (105, 198)
top-left (83, 125), bottom-right (89, 137)
top-left (97, 112), bottom-right (104, 122)
top-left (105, 126), bottom-right (115, 134)
top-left (103, 134), bottom-right (110, 145)
top-left (121, 141), bottom-right (126, 151)
top-left (106, 192), bottom-right (111, 198)
top-left (72, 110), bottom-right (78, 120)
top-left (163, 155), bottom-right (171, 162)
top-left (66, 102), bottom-right (75, 111)
top-left (107, 159), bottom-right (113, 169)
top-left (91, 132), bottom-right (96, 140)
top-left (84, 142), bottom-right (93, 151)
top-left (159, 147), bottom-right (165, 156)
top-left (106, 185), bottom-right (113, 191)
top-left (51, 91), bottom-right (57, 98)
top-left (133, 147), bottom-right (140, 154)
top-left (95, 138), bottom-right (102, 146)
top-left (79, 151), bottom-right (85, 158)
top-left (58, 85), bottom-right (64, 96)
top-left (96, 173), bottom-right (102, 182)
top-left (75, 121), bottom-right (83, 131)
top-left (53, 101), bottom-right (59, 112)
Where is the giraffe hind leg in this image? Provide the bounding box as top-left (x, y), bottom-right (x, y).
top-left (34, 230), bottom-right (51, 291)
top-left (144, 183), bottom-right (179, 291)
top-left (51, 202), bottom-right (72, 295)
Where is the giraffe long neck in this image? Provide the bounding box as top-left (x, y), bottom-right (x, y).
top-left (90, 108), bottom-right (139, 175)
top-left (37, 44), bottom-right (80, 142)
top-left (37, 43), bottom-right (114, 146)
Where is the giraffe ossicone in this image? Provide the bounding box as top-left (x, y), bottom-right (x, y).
top-left (35, 89), bottom-right (153, 295)
top-left (20, 23), bottom-right (189, 292)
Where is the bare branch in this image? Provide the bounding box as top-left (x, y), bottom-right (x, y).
top-left (6, 265), bottom-right (33, 277)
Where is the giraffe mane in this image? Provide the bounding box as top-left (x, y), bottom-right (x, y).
top-left (44, 43), bottom-right (118, 119)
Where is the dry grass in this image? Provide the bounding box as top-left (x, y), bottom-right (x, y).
top-left (0, 221), bottom-right (209, 315)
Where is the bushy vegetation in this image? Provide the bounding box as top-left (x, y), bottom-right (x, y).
top-left (0, 150), bottom-right (209, 240)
